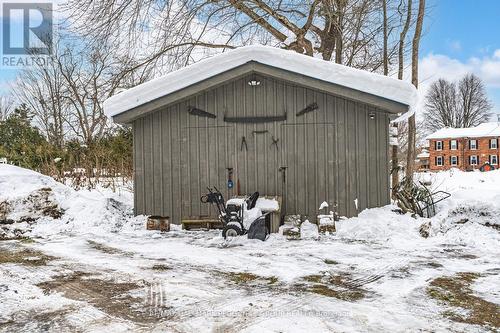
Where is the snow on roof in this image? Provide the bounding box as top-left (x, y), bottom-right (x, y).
top-left (426, 122), bottom-right (500, 140)
top-left (416, 150), bottom-right (430, 159)
top-left (104, 45), bottom-right (418, 118)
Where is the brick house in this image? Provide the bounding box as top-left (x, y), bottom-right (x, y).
top-left (426, 122), bottom-right (500, 172)
top-left (416, 149), bottom-right (430, 171)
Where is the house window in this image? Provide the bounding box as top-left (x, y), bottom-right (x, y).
top-left (469, 139), bottom-right (477, 150)
top-left (436, 156), bottom-right (444, 166)
top-left (450, 156), bottom-right (458, 166)
top-left (490, 139), bottom-right (498, 149)
top-left (435, 141), bottom-right (443, 151)
top-left (450, 140), bottom-right (457, 150)
top-left (490, 155), bottom-right (498, 165)
top-left (469, 155), bottom-right (478, 165)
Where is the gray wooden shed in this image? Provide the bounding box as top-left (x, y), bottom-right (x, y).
top-left (104, 46), bottom-right (416, 224)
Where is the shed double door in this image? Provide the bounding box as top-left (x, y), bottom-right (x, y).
top-left (181, 123), bottom-right (281, 218)
top-left (233, 122), bottom-right (281, 198)
top-left (181, 122), bottom-right (336, 220)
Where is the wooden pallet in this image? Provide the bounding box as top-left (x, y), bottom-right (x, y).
top-left (181, 217), bottom-right (223, 230)
top-left (319, 224), bottom-right (336, 233)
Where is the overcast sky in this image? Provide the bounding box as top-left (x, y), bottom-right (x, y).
top-left (1, 0), bottom-right (499, 118)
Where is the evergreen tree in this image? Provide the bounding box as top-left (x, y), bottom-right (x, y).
top-left (0, 104), bottom-right (49, 169)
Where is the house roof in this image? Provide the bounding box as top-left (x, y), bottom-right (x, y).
top-left (104, 45), bottom-right (418, 122)
top-left (417, 149), bottom-right (430, 159)
top-left (426, 122), bottom-right (500, 139)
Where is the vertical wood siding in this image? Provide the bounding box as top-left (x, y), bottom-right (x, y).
top-left (133, 73), bottom-right (390, 222)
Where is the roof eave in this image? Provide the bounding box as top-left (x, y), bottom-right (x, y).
top-left (113, 61), bottom-right (409, 124)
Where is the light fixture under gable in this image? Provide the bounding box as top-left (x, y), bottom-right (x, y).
top-left (248, 74), bottom-right (261, 86)
top-left (248, 79), bottom-right (261, 86)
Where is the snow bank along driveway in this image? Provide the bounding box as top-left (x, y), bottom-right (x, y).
top-left (0, 165), bottom-right (499, 332)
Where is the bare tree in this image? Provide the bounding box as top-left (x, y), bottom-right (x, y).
top-left (422, 78), bottom-right (457, 132)
top-left (0, 95), bottom-right (14, 121)
top-left (457, 74), bottom-right (493, 127)
top-left (63, 0), bottom-right (414, 73)
top-left (405, 0), bottom-right (424, 180)
top-left (14, 40), bottom-right (153, 147)
top-left (391, 0), bottom-right (412, 198)
top-left (15, 55), bottom-right (67, 148)
top-left (382, 0), bottom-right (388, 76)
top-left (422, 74), bottom-right (493, 132)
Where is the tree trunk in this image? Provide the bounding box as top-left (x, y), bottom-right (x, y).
top-left (334, 0), bottom-right (346, 64)
top-left (405, 0), bottom-right (425, 182)
top-left (392, 0), bottom-right (412, 198)
top-left (382, 0), bottom-right (388, 76)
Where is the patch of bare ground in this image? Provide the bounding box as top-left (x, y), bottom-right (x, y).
top-left (37, 271), bottom-right (166, 324)
top-left (0, 247), bottom-right (55, 266)
top-left (442, 248), bottom-right (479, 260)
top-left (0, 308), bottom-right (81, 332)
top-left (150, 264), bottom-right (171, 271)
top-left (221, 271), bottom-right (278, 285)
top-left (427, 272), bottom-right (500, 329)
top-left (299, 272), bottom-right (367, 301)
top-left (324, 259), bottom-right (339, 265)
top-left (86, 240), bottom-right (134, 256)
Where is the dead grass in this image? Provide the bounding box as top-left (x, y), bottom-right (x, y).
top-left (0, 247), bottom-right (54, 266)
top-left (301, 273), bottom-right (366, 301)
top-left (222, 271), bottom-right (278, 285)
top-left (427, 272), bottom-right (500, 329)
top-left (425, 261), bottom-right (443, 268)
top-left (324, 259), bottom-right (339, 265)
top-left (87, 240), bottom-right (134, 256)
top-left (151, 264), bottom-right (171, 271)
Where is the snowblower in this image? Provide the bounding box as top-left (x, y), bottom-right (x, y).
top-left (200, 187), bottom-right (269, 241)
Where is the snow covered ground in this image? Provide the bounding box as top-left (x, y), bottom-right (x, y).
top-left (0, 165), bottom-right (499, 332)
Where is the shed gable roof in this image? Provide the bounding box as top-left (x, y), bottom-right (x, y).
top-left (104, 45), bottom-right (418, 123)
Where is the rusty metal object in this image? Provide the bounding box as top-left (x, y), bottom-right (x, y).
top-left (393, 178), bottom-right (450, 218)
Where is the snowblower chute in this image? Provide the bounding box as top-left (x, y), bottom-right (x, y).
top-left (201, 187), bottom-right (269, 241)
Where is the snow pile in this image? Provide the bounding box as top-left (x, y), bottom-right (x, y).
top-left (227, 197), bottom-right (280, 212)
top-left (300, 220), bottom-right (319, 240)
top-left (335, 206), bottom-right (420, 245)
top-left (0, 165), bottom-right (71, 228)
top-left (255, 198), bottom-right (279, 212)
top-left (0, 164), bottom-right (142, 239)
top-left (415, 169), bottom-right (500, 249)
top-left (335, 169), bottom-right (500, 250)
top-left (318, 215), bottom-right (335, 226)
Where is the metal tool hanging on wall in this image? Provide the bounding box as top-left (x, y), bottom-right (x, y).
top-left (270, 136), bottom-right (279, 151)
top-left (187, 106), bottom-right (216, 119)
top-left (224, 113), bottom-right (287, 123)
top-left (296, 103), bottom-right (319, 117)
top-left (240, 136), bottom-right (248, 151)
